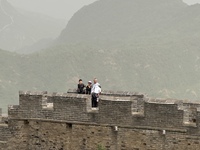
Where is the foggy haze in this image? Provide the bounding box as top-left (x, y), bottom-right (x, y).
top-left (7, 0), bottom-right (97, 20)
top-left (7, 0), bottom-right (200, 20)
top-left (1, 0), bottom-right (200, 112)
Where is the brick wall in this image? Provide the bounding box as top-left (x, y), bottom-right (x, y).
top-left (2, 90), bottom-right (200, 149)
top-left (0, 124), bottom-right (11, 141)
top-left (8, 91), bottom-right (200, 131)
top-left (0, 108), bottom-right (11, 150)
top-left (4, 120), bottom-right (200, 150)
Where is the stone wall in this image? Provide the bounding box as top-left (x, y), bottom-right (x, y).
top-left (8, 91), bottom-right (200, 130)
top-left (4, 120), bottom-right (200, 150)
top-left (8, 91), bottom-right (143, 125)
top-left (0, 108), bottom-right (11, 149)
top-left (1, 90), bottom-right (200, 149)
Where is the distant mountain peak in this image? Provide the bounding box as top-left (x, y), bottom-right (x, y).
top-left (58, 0), bottom-right (188, 43)
top-left (0, 0), bottom-right (65, 52)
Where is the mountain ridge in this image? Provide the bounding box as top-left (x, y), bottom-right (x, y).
top-left (58, 0), bottom-right (187, 43)
top-left (2, 0), bottom-right (200, 113)
top-left (0, 0), bottom-right (66, 52)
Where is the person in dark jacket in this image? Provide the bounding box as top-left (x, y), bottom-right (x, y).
top-left (86, 81), bottom-right (92, 94)
top-left (77, 79), bottom-right (85, 94)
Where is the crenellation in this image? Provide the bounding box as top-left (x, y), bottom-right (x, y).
top-left (181, 102), bottom-right (200, 127)
top-left (3, 90), bottom-right (200, 149)
top-left (132, 96), bottom-right (145, 116)
top-left (52, 94), bottom-right (91, 122)
top-left (6, 90), bottom-right (200, 130)
top-left (134, 102), bottom-right (176, 128)
top-left (19, 94), bottom-right (43, 108)
top-left (146, 98), bottom-right (182, 104)
top-left (19, 90), bottom-right (47, 95)
top-left (67, 89), bottom-right (145, 97)
top-left (8, 105), bottom-right (20, 118)
top-left (97, 98), bottom-right (132, 125)
top-left (42, 94), bottom-right (53, 110)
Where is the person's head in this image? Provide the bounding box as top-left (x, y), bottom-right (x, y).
top-left (79, 79), bottom-right (83, 84)
top-left (88, 81), bottom-right (92, 85)
top-left (93, 78), bottom-right (98, 84)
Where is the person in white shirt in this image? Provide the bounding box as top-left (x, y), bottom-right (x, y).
top-left (91, 78), bottom-right (101, 107)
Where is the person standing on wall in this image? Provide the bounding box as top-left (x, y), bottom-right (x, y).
top-left (86, 81), bottom-right (92, 94)
top-left (91, 78), bottom-right (101, 107)
top-left (77, 79), bottom-right (85, 94)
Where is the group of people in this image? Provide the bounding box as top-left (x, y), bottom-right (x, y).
top-left (77, 78), bottom-right (101, 107)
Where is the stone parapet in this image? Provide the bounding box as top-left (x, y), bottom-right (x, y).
top-left (2, 90), bottom-right (200, 149)
top-left (67, 89), bottom-right (145, 97)
top-left (5, 90), bottom-right (200, 135)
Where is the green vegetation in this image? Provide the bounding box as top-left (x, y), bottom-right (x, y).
top-left (97, 144), bottom-right (106, 150)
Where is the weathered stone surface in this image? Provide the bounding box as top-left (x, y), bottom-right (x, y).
top-left (1, 90), bottom-right (200, 149)
top-left (4, 121), bottom-right (200, 150)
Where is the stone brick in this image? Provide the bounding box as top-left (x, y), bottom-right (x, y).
top-left (1, 90), bottom-right (200, 149)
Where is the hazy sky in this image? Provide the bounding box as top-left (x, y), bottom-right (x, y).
top-left (7, 0), bottom-right (200, 20)
top-left (7, 0), bottom-right (98, 20)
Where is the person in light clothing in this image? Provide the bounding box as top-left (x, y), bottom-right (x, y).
top-left (91, 78), bottom-right (101, 107)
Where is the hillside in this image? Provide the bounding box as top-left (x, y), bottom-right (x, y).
top-left (0, 49), bottom-right (22, 110)
top-left (58, 0), bottom-right (187, 43)
top-left (1, 0), bottom-right (200, 113)
top-left (0, 0), bottom-right (65, 52)
top-left (53, 0), bottom-right (200, 100)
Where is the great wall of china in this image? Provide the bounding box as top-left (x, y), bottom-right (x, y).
top-left (1, 89), bottom-right (200, 149)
